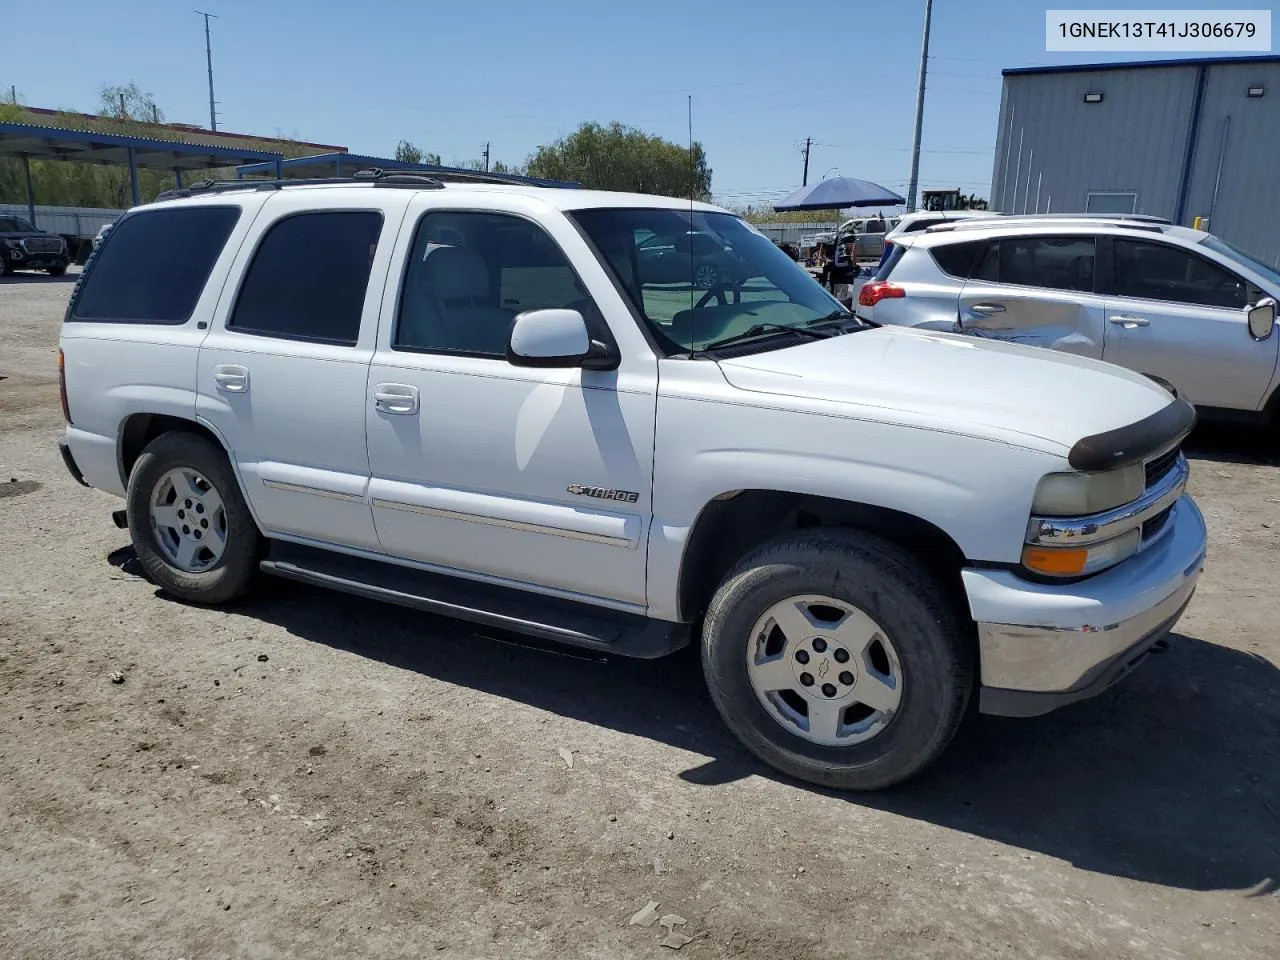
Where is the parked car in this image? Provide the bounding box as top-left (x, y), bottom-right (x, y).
top-left (837, 216), bottom-right (898, 261)
top-left (636, 229), bottom-right (749, 289)
top-left (873, 209), bottom-right (1001, 273)
top-left (58, 176), bottom-right (1205, 791)
top-left (0, 215), bottom-right (69, 276)
top-left (91, 222), bottom-right (113, 254)
top-left (857, 215), bottom-right (1280, 421)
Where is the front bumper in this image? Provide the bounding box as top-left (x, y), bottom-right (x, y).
top-left (963, 494), bottom-right (1206, 717)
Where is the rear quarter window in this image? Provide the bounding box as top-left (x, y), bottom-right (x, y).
top-left (67, 206), bottom-right (241, 324)
top-left (873, 243), bottom-right (907, 280)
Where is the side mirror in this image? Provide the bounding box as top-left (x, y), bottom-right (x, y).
top-left (1247, 297), bottom-right (1277, 341)
top-left (506, 308), bottom-right (619, 370)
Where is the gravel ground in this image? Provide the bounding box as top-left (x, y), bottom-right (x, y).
top-left (2, 268), bottom-right (1279, 960)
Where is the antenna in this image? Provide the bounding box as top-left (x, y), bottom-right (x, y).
top-left (196, 10), bottom-right (219, 131)
top-left (688, 94), bottom-right (698, 354)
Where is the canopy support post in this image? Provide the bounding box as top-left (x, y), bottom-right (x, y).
top-left (23, 154), bottom-right (36, 226)
top-left (128, 147), bottom-right (140, 206)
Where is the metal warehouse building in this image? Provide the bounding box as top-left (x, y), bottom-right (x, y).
top-left (990, 55), bottom-right (1280, 262)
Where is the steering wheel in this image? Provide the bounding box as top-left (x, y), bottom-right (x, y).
top-left (694, 280), bottom-right (742, 308)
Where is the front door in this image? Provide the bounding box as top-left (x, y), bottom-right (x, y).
top-left (1100, 237), bottom-right (1279, 410)
top-left (364, 196), bottom-right (656, 607)
top-left (196, 193), bottom-right (405, 551)
top-left (956, 234), bottom-right (1106, 358)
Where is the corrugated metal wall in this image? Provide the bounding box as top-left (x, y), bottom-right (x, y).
top-left (990, 66), bottom-right (1197, 218)
top-left (991, 60), bottom-right (1280, 262)
top-left (0, 203), bottom-right (122, 237)
top-left (1181, 61), bottom-right (1280, 263)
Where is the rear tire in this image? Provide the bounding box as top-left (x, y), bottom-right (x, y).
top-left (701, 530), bottom-right (973, 791)
top-left (126, 431), bottom-right (262, 605)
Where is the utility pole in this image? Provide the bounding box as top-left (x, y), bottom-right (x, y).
top-left (8, 84), bottom-right (16, 105)
top-left (905, 0), bottom-right (933, 212)
top-left (482, 141), bottom-right (490, 172)
top-left (801, 136), bottom-right (812, 186)
top-left (196, 10), bottom-right (219, 131)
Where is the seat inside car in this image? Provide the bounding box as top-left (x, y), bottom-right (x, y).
top-left (398, 245), bottom-right (514, 355)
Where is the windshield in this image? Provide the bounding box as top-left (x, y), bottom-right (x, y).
top-left (570, 208), bottom-right (846, 353)
top-left (1201, 235), bottom-right (1280, 290)
top-left (0, 217), bottom-right (37, 233)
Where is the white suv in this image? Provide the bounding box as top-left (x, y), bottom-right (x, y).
top-left (858, 216), bottom-right (1280, 419)
top-left (58, 172), bottom-right (1207, 790)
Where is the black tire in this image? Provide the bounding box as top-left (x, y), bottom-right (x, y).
top-left (0, 253), bottom-right (12, 277)
top-left (126, 431), bottom-right (262, 605)
top-left (46, 265), bottom-right (66, 277)
top-left (701, 530), bottom-right (973, 791)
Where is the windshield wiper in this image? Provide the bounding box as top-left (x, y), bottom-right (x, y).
top-left (704, 322), bottom-right (837, 350)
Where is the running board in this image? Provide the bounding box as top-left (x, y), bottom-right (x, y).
top-left (259, 542), bottom-right (689, 659)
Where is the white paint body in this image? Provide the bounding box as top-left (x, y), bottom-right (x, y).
top-left (60, 183), bottom-right (1208, 696)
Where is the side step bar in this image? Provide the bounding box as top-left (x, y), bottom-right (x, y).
top-left (259, 542), bottom-right (690, 659)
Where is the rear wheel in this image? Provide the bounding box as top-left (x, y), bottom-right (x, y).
top-left (126, 431), bottom-right (262, 604)
top-left (701, 530), bottom-right (973, 791)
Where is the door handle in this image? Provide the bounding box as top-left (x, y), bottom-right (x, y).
top-left (1109, 315), bottom-right (1150, 328)
top-left (967, 303), bottom-right (1007, 315)
top-left (212, 364), bottom-right (249, 393)
top-left (374, 383), bottom-right (420, 415)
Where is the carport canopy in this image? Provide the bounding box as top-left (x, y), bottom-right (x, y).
top-left (0, 120), bottom-right (285, 223)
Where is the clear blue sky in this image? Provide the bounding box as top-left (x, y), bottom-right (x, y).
top-left (0, 0), bottom-right (1257, 206)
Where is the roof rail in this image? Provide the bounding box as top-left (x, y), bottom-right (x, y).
top-left (995, 212), bottom-right (1171, 224)
top-left (926, 215), bottom-right (1168, 235)
top-left (153, 166), bottom-right (555, 203)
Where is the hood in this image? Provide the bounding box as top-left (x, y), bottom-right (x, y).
top-left (2, 231), bottom-right (59, 241)
top-left (715, 325), bottom-right (1175, 455)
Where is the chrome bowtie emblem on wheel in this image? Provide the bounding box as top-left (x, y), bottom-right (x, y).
top-left (817, 658), bottom-right (830, 679)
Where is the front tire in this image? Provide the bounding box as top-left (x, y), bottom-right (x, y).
top-left (701, 530), bottom-right (973, 791)
top-left (46, 265), bottom-right (66, 277)
top-left (126, 431), bottom-right (262, 604)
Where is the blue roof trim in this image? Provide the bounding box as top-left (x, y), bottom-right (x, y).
top-left (235, 152), bottom-right (580, 189)
top-left (1003, 54), bottom-right (1280, 77)
top-left (0, 120), bottom-right (285, 163)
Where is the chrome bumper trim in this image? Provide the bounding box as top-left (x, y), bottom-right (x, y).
top-left (1026, 455), bottom-right (1188, 547)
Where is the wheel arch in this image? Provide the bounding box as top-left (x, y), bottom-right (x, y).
top-left (676, 489), bottom-right (970, 624)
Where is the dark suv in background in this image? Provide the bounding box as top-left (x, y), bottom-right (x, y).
top-left (0, 216), bottom-right (70, 277)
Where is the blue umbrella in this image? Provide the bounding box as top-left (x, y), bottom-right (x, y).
top-left (773, 177), bottom-right (905, 211)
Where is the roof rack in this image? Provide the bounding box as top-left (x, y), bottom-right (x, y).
top-left (154, 166), bottom-right (549, 203)
top-left (925, 214), bottom-right (1169, 235)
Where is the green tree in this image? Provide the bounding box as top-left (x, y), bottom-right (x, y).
top-left (394, 139), bottom-right (423, 163)
top-left (525, 122), bottom-right (711, 197)
top-left (98, 82), bottom-right (165, 126)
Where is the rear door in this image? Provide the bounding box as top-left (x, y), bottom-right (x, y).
top-left (1099, 236), bottom-right (1278, 410)
top-left (956, 234), bottom-right (1105, 358)
top-left (196, 190), bottom-right (407, 551)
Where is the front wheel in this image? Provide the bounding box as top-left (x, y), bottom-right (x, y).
top-left (126, 431), bottom-right (262, 604)
top-left (701, 530), bottom-right (973, 791)
top-left (46, 265), bottom-right (66, 277)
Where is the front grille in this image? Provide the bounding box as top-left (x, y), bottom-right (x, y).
top-left (1142, 504), bottom-right (1173, 540)
top-left (21, 237), bottom-right (61, 255)
top-left (1145, 447), bottom-right (1180, 488)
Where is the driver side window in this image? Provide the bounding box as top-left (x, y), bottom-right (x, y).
top-left (1113, 239), bottom-right (1256, 309)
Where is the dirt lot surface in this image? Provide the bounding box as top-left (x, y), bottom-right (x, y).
top-left (2, 269), bottom-right (1279, 959)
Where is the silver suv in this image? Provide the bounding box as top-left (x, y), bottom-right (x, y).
top-left (857, 215), bottom-right (1280, 419)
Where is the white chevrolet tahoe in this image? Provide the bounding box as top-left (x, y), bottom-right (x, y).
top-left (57, 171), bottom-right (1207, 791)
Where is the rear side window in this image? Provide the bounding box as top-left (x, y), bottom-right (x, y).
top-left (229, 211), bottom-right (383, 345)
top-left (969, 236), bottom-right (1095, 293)
top-left (69, 206), bottom-right (240, 323)
top-left (930, 240), bottom-right (987, 279)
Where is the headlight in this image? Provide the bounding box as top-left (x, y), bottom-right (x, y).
top-left (1032, 463), bottom-right (1144, 516)
top-left (3, 238), bottom-right (20, 249)
top-left (1022, 527), bottom-right (1141, 578)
